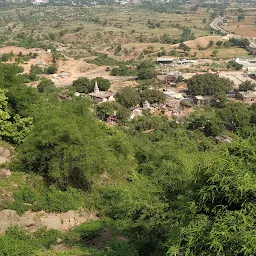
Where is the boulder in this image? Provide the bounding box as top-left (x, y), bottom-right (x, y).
top-left (0, 148), bottom-right (11, 158)
top-left (0, 169), bottom-right (11, 178)
top-left (0, 210), bottom-right (20, 234)
top-left (0, 156), bottom-right (8, 165)
top-left (60, 210), bottom-right (77, 230)
top-left (40, 214), bottom-right (62, 230)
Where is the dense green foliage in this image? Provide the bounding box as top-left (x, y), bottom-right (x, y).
top-left (226, 60), bottom-right (243, 70)
top-left (110, 65), bottom-right (137, 76)
top-left (140, 89), bottom-right (165, 104)
top-left (238, 80), bottom-right (255, 92)
top-left (19, 99), bottom-right (134, 189)
top-left (2, 60), bottom-right (256, 256)
top-left (37, 78), bottom-right (56, 93)
top-left (116, 87), bottom-right (141, 108)
top-left (228, 37), bottom-right (250, 48)
top-left (0, 227), bottom-right (61, 256)
top-left (137, 61), bottom-right (155, 80)
top-left (0, 89), bottom-right (32, 144)
top-left (187, 73), bottom-right (234, 96)
top-left (6, 186), bottom-right (84, 215)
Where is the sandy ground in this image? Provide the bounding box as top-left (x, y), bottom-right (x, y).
top-left (0, 45), bottom-right (253, 93)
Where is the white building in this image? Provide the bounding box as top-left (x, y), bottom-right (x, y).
top-left (234, 58), bottom-right (256, 72)
top-left (89, 81), bottom-right (115, 104)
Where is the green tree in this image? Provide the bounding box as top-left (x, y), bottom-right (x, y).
top-left (116, 87), bottom-right (140, 108)
top-left (48, 33), bottom-right (56, 40)
top-left (238, 80), bottom-right (255, 92)
top-left (212, 49), bottom-right (218, 57)
top-left (238, 13), bottom-right (245, 21)
top-left (19, 100), bottom-right (134, 189)
top-left (45, 65), bottom-right (57, 74)
top-left (1, 54), bottom-right (8, 62)
top-left (226, 60), bottom-right (243, 70)
top-left (37, 78), bottom-right (55, 93)
top-left (187, 73), bottom-right (233, 96)
top-left (137, 61), bottom-right (155, 80)
top-left (217, 102), bottom-right (251, 131)
top-left (72, 77), bottom-right (93, 93)
top-left (140, 89), bottom-right (166, 104)
top-left (168, 140), bottom-right (256, 255)
top-left (0, 89), bottom-right (32, 144)
top-left (208, 40), bottom-right (214, 48)
top-left (216, 40), bottom-right (223, 47)
top-left (96, 101), bottom-right (121, 120)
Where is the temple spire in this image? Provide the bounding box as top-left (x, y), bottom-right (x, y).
top-left (94, 80), bottom-right (99, 93)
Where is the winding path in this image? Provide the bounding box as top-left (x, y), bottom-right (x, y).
top-left (210, 16), bottom-right (256, 49)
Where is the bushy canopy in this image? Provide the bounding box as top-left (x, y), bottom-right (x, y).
top-left (187, 73), bottom-right (234, 96)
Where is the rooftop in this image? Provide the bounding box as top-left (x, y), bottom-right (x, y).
top-left (238, 91), bottom-right (256, 98)
top-left (89, 91), bottom-right (114, 99)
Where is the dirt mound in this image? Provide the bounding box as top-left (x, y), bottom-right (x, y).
top-left (181, 36), bottom-right (224, 49)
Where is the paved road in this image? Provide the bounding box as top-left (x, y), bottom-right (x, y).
top-left (210, 16), bottom-right (256, 49)
top-left (210, 16), bottom-right (229, 34)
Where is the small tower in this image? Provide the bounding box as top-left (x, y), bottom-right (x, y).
top-left (143, 100), bottom-right (150, 109)
top-left (94, 81), bottom-right (100, 94)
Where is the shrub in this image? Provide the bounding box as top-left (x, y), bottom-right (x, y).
top-left (34, 186), bottom-right (84, 213)
top-left (45, 65), bottom-right (57, 74)
top-left (37, 78), bottom-right (55, 93)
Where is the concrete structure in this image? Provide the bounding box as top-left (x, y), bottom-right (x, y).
top-left (193, 95), bottom-right (215, 105)
top-left (234, 58), bottom-right (256, 72)
top-left (164, 90), bottom-right (184, 100)
top-left (33, 0), bottom-right (49, 4)
top-left (156, 57), bottom-right (174, 64)
top-left (89, 81), bottom-right (115, 103)
top-left (130, 108), bottom-right (142, 120)
top-left (165, 71), bottom-right (179, 84)
top-left (236, 90), bottom-right (256, 104)
top-left (143, 100), bottom-right (150, 110)
top-left (175, 59), bottom-right (195, 65)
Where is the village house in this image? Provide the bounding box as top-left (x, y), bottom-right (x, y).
top-left (156, 57), bottom-right (174, 65)
top-left (193, 95), bottom-right (215, 105)
top-left (236, 90), bottom-right (256, 104)
top-left (164, 90), bottom-right (184, 100)
top-left (165, 71), bottom-right (180, 85)
top-left (89, 82), bottom-right (115, 104)
top-left (234, 57), bottom-right (256, 72)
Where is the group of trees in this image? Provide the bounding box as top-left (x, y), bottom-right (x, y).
top-left (115, 86), bottom-right (165, 108)
top-left (72, 77), bottom-right (110, 93)
top-left (187, 73), bottom-right (234, 97)
top-left (229, 37), bottom-right (250, 48)
top-left (226, 60), bottom-right (243, 70)
top-left (110, 65), bottom-right (136, 76)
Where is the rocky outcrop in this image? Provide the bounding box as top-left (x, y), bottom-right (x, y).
top-left (0, 209), bottom-right (97, 234)
top-left (0, 169), bottom-right (11, 178)
top-left (0, 147), bottom-right (11, 166)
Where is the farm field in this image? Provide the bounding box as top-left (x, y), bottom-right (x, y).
top-left (0, 5), bottom-right (212, 59)
top-left (221, 8), bottom-right (256, 37)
